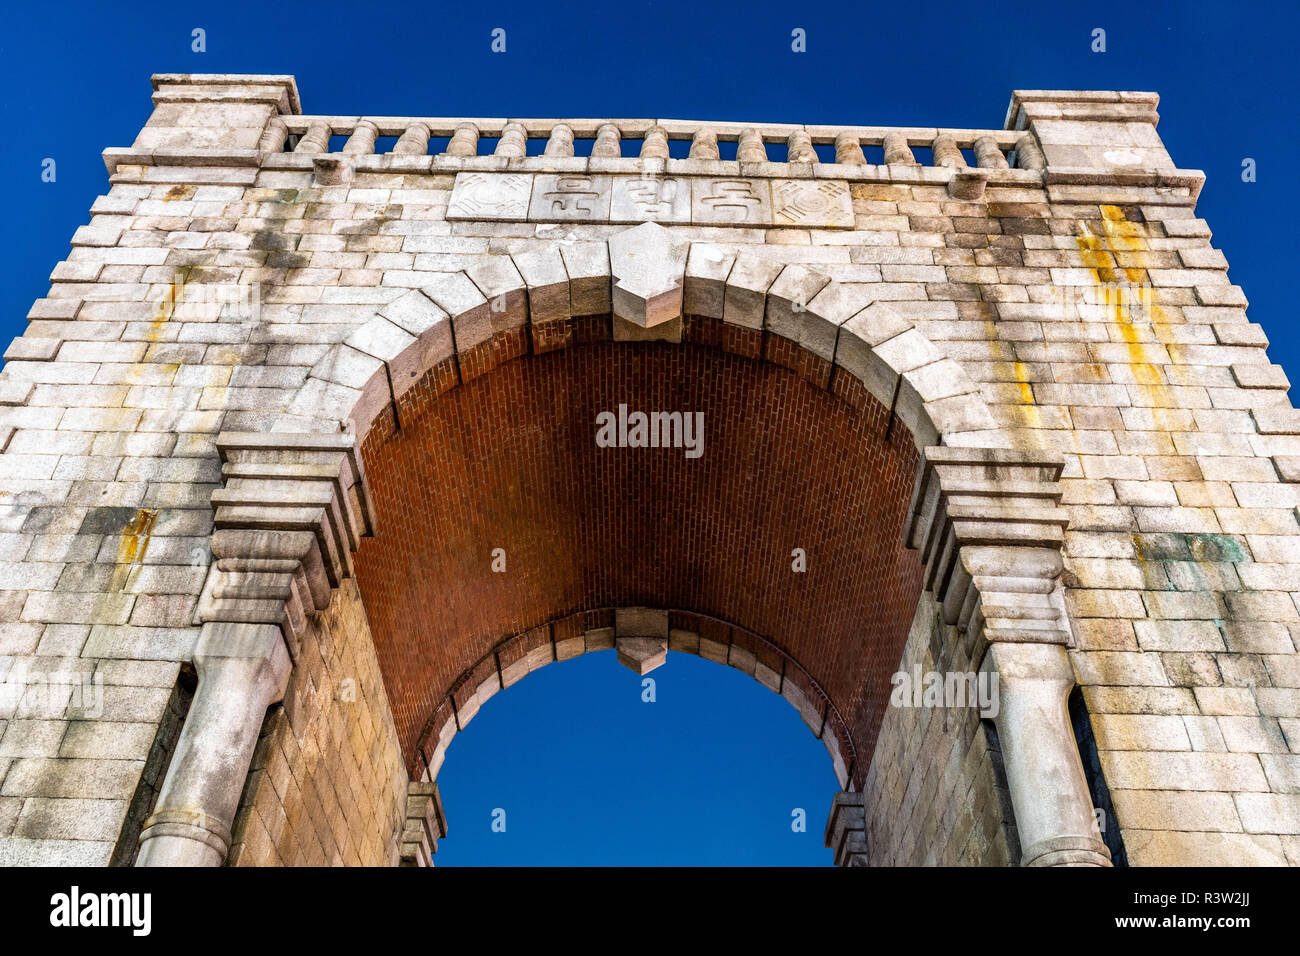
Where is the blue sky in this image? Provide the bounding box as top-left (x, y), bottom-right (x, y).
top-left (1, 0), bottom-right (1296, 864)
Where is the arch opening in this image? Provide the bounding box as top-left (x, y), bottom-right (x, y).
top-left (432, 649), bottom-right (841, 865)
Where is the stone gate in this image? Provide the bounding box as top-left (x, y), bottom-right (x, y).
top-left (0, 74), bottom-right (1297, 866)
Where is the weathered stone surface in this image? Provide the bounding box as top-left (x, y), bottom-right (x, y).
top-left (615, 637), bottom-right (668, 675)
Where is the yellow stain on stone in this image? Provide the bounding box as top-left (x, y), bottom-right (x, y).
top-left (148, 266), bottom-right (195, 340)
top-left (1075, 206), bottom-right (1175, 418)
top-left (113, 508), bottom-right (158, 591)
top-left (120, 267), bottom-right (193, 401)
top-left (1011, 361), bottom-right (1036, 406)
top-left (977, 303), bottom-right (1043, 442)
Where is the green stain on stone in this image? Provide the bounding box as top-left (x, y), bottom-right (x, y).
top-left (1133, 532), bottom-right (1246, 565)
top-left (1185, 533), bottom-right (1246, 564)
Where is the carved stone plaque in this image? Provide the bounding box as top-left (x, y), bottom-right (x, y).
top-left (444, 173), bottom-right (853, 229)
top-left (690, 178), bottom-right (773, 225)
top-left (610, 176), bottom-right (691, 224)
top-left (528, 174), bottom-right (613, 222)
top-left (446, 172), bottom-right (532, 221)
top-left (771, 179), bottom-right (854, 227)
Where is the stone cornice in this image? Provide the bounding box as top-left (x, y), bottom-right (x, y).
top-left (907, 446), bottom-right (1074, 657)
top-left (150, 72), bottom-right (301, 114)
top-left (198, 432), bottom-right (373, 658)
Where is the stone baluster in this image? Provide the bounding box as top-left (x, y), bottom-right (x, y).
top-left (974, 135), bottom-right (1010, 169)
top-left (1014, 134), bottom-right (1047, 170)
top-left (689, 128), bottom-right (719, 160)
top-left (343, 119), bottom-right (379, 155)
top-left (544, 123), bottom-right (575, 157)
top-left (834, 132), bottom-right (867, 165)
top-left (258, 116), bottom-right (289, 152)
top-left (393, 122), bottom-right (431, 155)
top-left (640, 125), bottom-right (670, 159)
top-left (787, 129), bottom-right (818, 163)
top-left (494, 122), bottom-right (528, 157)
top-left (883, 131), bottom-right (917, 165)
top-left (736, 127), bottom-right (767, 163)
top-left (931, 133), bottom-right (965, 168)
top-left (591, 123), bottom-right (621, 157)
top-left (293, 120), bottom-right (331, 154)
top-left (445, 122), bottom-right (480, 157)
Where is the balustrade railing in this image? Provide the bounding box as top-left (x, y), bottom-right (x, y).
top-left (264, 115), bottom-right (1045, 170)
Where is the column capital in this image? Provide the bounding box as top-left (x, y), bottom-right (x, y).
top-left (198, 431), bottom-right (374, 658)
top-left (907, 446), bottom-right (1074, 656)
top-left (399, 782), bottom-right (449, 867)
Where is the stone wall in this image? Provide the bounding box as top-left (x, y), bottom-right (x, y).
top-left (864, 596), bottom-right (1019, 865)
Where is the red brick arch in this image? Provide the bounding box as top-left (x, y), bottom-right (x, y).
top-left (414, 605), bottom-right (865, 787)
top-left (282, 252), bottom-right (999, 791)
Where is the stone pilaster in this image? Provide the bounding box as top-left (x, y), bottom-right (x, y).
top-left (907, 447), bottom-right (1109, 866)
top-left (981, 643), bottom-right (1111, 867)
top-left (138, 431), bottom-right (373, 865)
top-left (136, 623), bottom-right (290, 866)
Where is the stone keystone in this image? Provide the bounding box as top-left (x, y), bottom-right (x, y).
top-left (616, 637), bottom-right (668, 675)
top-left (607, 222), bottom-right (689, 329)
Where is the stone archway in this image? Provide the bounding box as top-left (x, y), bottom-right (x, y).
top-left (134, 226), bottom-right (1110, 868)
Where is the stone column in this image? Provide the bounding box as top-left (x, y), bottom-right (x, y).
top-left (982, 642), bottom-right (1110, 866)
top-left (136, 623), bottom-right (290, 866)
top-left (908, 446), bottom-right (1110, 867)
